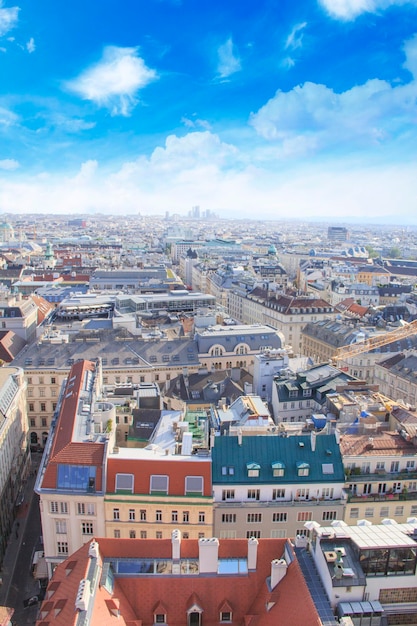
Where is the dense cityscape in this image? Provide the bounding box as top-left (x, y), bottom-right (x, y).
top-left (2, 0), bottom-right (417, 623)
top-left (0, 213), bottom-right (417, 625)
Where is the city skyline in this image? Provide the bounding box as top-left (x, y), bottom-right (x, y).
top-left (1, 0), bottom-right (417, 223)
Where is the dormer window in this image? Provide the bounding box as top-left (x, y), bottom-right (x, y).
top-left (272, 462), bottom-right (285, 477)
top-left (297, 462), bottom-right (310, 477)
top-left (247, 462), bottom-right (260, 477)
top-left (220, 612), bottom-right (232, 622)
top-left (155, 614), bottom-right (166, 624)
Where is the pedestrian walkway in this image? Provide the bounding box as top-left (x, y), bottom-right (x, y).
top-left (0, 455), bottom-right (40, 609)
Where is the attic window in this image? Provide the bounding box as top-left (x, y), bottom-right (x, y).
top-left (155, 614), bottom-right (166, 624)
top-left (185, 476), bottom-right (203, 495)
top-left (150, 475), bottom-right (169, 494)
top-left (247, 462), bottom-right (260, 477)
top-left (220, 612), bottom-right (232, 622)
top-left (115, 473), bottom-right (134, 493)
top-left (272, 462), bottom-right (285, 477)
top-left (297, 462), bottom-right (310, 477)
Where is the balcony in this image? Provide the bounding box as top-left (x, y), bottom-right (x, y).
top-left (217, 497), bottom-right (345, 508)
top-left (347, 490), bottom-right (417, 503)
top-left (346, 469), bottom-right (417, 483)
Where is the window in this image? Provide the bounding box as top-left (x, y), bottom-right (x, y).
top-left (29, 403), bottom-right (34, 412)
top-left (271, 529), bottom-right (287, 538)
top-left (247, 513), bottom-right (262, 523)
top-left (322, 487), bottom-right (334, 499)
top-left (183, 532), bottom-right (189, 539)
top-left (171, 510), bottom-right (178, 522)
top-left (40, 403), bottom-right (46, 412)
top-left (57, 465), bottom-right (96, 492)
top-left (411, 505), bottom-right (417, 516)
top-left (272, 512), bottom-right (287, 523)
top-left (77, 502), bottom-right (94, 515)
top-left (222, 514), bottom-right (236, 523)
top-left (222, 489), bottom-right (235, 501)
top-left (322, 511), bottom-right (337, 521)
top-left (198, 511), bottom-right (205, 523)
top-left (57, 541), bottom-right (68, 555)
top-left (140, 530), bottom-right (147, 539)
top-left (140, 509), bottom-right (147, 521)
top-left (113, 508), bottom-right (120, 521)
top-left (183, 511), bottom-right (189, 523)
top-left (155, 614), bottom-right (166, 623)
top-left (156, 510), bottom-right (162, 522)
top-left (114, 530), bottom-right (120, 538)
top-left (246, 530), bottom-right (261, 539)
top-left (350, 508), bottom-right (359, 519)
top-left (406, 460), bottom-right (415, 470)
top-left (198, 532), bottom-right (205, 539)
top-left (272, 463), bottom-right (285, 477)
top-left (247, 463), bottom-right (260, 477)
top-left (30, 418), bottom-right (36, 427)
top-left (129, 530), bottom-right (136, 539)
top-left (380, 506), bottom-right (389, 517)
top-left (297, 463), bottom-right (310, 477)
top-left (297, 512), bottom-right (312, 522)
top-left (77, 503), bottom-right (85, 515)
top-left (247, 489), bottom-right (260, 500)
top-left (222, 466), bottom-right (234, 476)
top-left (272, 488), bottom-right (285, 499)
top-left (129, 509), bottom-right (135, 521)
top-left (39, 388), bottom-right (45, 397)
top-left (55, 520), bottom-right (67, 534)
top-left (365, 507), bottom-right (374, 518)
top-left (115, 473), bottom-right (134, 493)
top-left (41, 417), bottom-right (47, 427)
top-left (220, 612), bottom-right (232, 622)
top-left (82, 522), bottom-right (94, 535)
top-left (150, 475), bottom-right (169, 494)
top-left (51, 377), bottom-right (56, 384)
top-left (295, 488), bottom-right (309, 500)
top-left (156, 531), bottom-right (163, 539)
top-left (394, 506), bottom-right (404, 517)
top-left (185, 476), bottom-right (203, 495)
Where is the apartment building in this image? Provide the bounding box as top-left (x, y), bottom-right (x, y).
top-left (341, 431), bottom-right (417, 525)
top-left (105, 447), bottom-right (213, 541)
top-left (0, 366), bottom-right (29, 568)
top-left (227, 291), bottom-right (335, 354)
top-left (307, 520), bottom-right (417, 623)
top-left (212, 432), bottom-right (346, 541)
top-left (374, 352), bottom-right (417, 407)
top-left (36, 535), bottom-right (321, 626)
top-left (35, 360), bottom-right (110, 576)
top-left (271, 363), bottom-right (354, 425)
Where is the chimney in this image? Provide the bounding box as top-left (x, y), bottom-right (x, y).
top-left (198, 537), bottom-right (219, 574)
top-left (248, 537), bottom-right (258, 570)
top-left (88, 540), bottom-right (99, 559)
top-left (238, 429), bottom-right (242, 446)
top-left (311, 430), bottom-right (316, 452)
top-left (172, 529), bottom-right (181, 560)
top-left (335, 429), bottom-right (340, 444)
top-left (270, 559), bottom-right (287, 590)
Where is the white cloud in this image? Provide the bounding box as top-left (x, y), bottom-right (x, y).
top-left (26, 37), bottom-right (35, 53)
top-left (216, 37), bottom-right (241, 79)
top-left (285, 22), bottom-right (307, 50)
top-left (318, 0), bottom-right (417, 20)
top-left (250, 45), bottom-right (417, 154)
top-left (65, 46), bottom-right (157, 116)
top-left (0, 106), bottom-right (18, 126)
top-left (0, 158), bottom-right (19, 170)
top-left (0, 2), bottom-right (19, 37)
top-left (181, 116), bottom-right (211, 130)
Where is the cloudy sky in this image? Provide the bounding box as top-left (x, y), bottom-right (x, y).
top-left (1, 0), bottom-right (417, 223)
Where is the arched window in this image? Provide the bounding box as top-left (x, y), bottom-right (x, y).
top-left (30, 432), bottom-right (38, 444)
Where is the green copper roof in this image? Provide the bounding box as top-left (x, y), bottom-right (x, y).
top-left (212, 434), bottom-right (344, 485)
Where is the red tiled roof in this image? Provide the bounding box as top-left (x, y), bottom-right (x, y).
top-left (106, 457), bottom-right (212, 496)
top-left (38, 538), bottom-right (322, 626)
top-left (40, 360), bottom-right (105, 491)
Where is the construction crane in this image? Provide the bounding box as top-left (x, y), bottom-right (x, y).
top-left (332, 319), bottom-right (417, 366)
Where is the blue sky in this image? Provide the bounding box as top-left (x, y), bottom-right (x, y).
top-left (1, 0), bottom-right (417, 223)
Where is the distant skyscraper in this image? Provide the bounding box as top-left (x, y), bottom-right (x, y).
top-left (327, 226), bottom-right (349, 242)
top-left (191, 205), bottom-right (200, 219)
